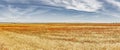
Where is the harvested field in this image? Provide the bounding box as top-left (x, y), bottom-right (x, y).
top-left (0, 23), bottom-right (120, 50)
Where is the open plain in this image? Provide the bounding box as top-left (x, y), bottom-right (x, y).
top-left (0, 23), bottom-right (120, 50)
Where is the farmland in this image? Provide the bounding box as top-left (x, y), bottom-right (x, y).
top-left (0, 23), bottom-right (120, 50)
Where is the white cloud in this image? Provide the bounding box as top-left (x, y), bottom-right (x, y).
top-left (4, 0), bottom-right (30, 4)
top-left (41, 0), bottom-right (103, 12)
top-left (0, 4), bottom-right (51, 22)
top-left (0, 5), bottom-right (37, 20)
top-left (106, 0), bottom-right (120, 9)
top-left (3, 0), bottom-right (103, 12)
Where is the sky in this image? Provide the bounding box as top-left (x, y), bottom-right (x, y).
top-left (0, 0), bottom-right (120, 23)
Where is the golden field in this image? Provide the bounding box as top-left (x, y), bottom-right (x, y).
top-left (0, 23), bottom-right (120, 50)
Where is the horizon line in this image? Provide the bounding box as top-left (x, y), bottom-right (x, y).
top-left (0, 22), bottom-right (120, 24)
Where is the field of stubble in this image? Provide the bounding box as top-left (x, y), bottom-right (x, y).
top-left (0, 23), bottom-right (120, 50)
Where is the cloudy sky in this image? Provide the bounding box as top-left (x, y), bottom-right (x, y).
top-left (0, 0), bottom-right (120, 23)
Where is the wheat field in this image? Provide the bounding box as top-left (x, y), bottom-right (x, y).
top-left (0, 23), bottom-right (120, 50)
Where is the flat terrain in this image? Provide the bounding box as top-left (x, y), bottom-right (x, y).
top-left (0, 23), bottom-right (120, 50)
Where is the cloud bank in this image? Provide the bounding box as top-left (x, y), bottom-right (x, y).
top-left (106, 0), bottom-right (120, 9)
top-left (40, 0), bottom-right (103, 12)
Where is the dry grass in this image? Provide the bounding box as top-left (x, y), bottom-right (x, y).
top-left (0, 23), bottom-right (120, 50)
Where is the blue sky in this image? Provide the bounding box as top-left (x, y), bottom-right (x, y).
top-left (0, 0), bottom-right (120, 23)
